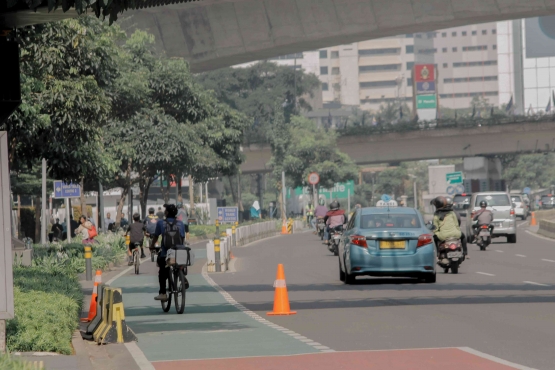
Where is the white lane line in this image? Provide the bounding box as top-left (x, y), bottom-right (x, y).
top-left (515, 254), bottom-right (527, 257)
top-left (524, 281), bottom-right (550, 287)
top-left (494, 250), bottom-right (504, 253)
top-left (476, 272), bottom-right (495, 276)
top-left (542, 259), bottom-right (555, 263)
top-left (458, 347), bottom-right (537, 370)
top-left (517, 221), bottom-right (529, 228)
top-left (125, 342), bottom-right (155, 370)
top-left (202, 263), bottom-right (332, 353)
top-left (526, 230), bottom-right (555, 242)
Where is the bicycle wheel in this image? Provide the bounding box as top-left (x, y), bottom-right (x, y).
top-left (174, 269), bottom-right (186, 314)
top-left (134, 250), bottom-right (140, 274)
top-left (161, 269), bottom-right (173, 312)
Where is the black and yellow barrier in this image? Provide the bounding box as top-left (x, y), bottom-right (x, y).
top-left (85, 283), bottom-right (105, 335)
top-left (89, 286), bottom-right (137, 344)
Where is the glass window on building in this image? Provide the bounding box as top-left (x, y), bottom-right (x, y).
top-left (442, 32), bottom-right (447, 37)
top-left (320, 66), bottom-right (328, 75)
top-left (407, 78), bottom-right (412, 86)
top-left (452, 31), bottom-right (457, 36)
top-left (322, 83), bottom-right (329, 91)
top-left (462, 31), bottom-right (467, 36)
top-left (493, 44), bottom-right (497, 50)
top-left (482, 30), bottom-right (487, 35)
top-left (331, 51), bottom-right (339, 58)
top-left (331, 67), bottom-right (340, 75)
top-left (406, 62), bottom-right (414, 70)
top-left (359, 48), bottom-right (401, 56)
top-left (442, 47), bottom-right (447, 52)
top-left (406, 33), bottom-right (414, 38)
top-left (319, 50), bottom-right (328, 59)
top-left (492, 29), bottom-right (497, 34)
top-left (405, 45), bottom-right (414, 54)
top-left (452, 47), bottom-right (458, 52)
top-left (443, 63), bottom-right (448, 68)
top-left (472, 30), bottom-right (477, 35)
top-left (359, 80), bottom-right (398, 88)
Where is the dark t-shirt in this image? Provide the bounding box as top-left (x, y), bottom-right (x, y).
top-left (128, 221), bottom-right (145, 243)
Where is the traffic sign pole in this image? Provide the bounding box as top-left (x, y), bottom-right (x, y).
top-left (65, 197), bottom-right (71, 243)
top-left (41, 158), bottom-right (46, 245)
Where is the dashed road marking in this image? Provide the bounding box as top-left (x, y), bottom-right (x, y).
top-left (202, 264), bottom-right (332, 353)
top-left (476, 272), bottom-right (495, 276)
top-left (515, 254), bottom-right (526, 257)
top-left (542, 259), bottom-right (555, 263)
top-left (524, 281), bottom-right (550, 287)
top-left (494, 250), bottom-right (504, 253)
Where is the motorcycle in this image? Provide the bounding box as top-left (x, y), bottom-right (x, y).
top-left (317, 218), bottom-right (326, 240)
top-left (437, 237), bottom-right (464, 274)
top-left (475, 224), bottom-right (493, 251)
top-left (328, 227), bottom-right (343, 256)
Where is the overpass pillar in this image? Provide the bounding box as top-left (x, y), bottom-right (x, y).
top-left (463, 157), bottom-right (505, 193)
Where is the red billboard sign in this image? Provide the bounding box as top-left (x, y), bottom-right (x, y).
top-left (414, 64), bottom-right (435, 82)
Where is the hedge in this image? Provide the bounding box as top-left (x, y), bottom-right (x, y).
top-left (0, 354), bottom-right (37, 370)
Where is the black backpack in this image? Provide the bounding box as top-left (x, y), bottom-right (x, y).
top-left (163, 220), bottom-right (183, 249)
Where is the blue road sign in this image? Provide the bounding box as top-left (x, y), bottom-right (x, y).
top-left (523, 187), bottom-right (531, 194)
top-left (381, 194), bottom-right (391, 202)
top-left (53, 181), bottom-right (81, 198)
top-left (217, 207), bottom-right (239, 223)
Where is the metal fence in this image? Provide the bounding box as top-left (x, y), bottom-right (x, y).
top-left (235, 221), bottom-right (281, 247)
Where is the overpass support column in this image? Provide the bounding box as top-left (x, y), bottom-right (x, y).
top-left (463, 157), bottom-right (505, 192)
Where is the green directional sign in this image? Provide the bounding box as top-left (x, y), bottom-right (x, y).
top-left (416, 94), bottom-right (437, 109)
top-left (446, 171), bottom-right (463, 185)
top-left (289, 181), bottom-right (355, 199)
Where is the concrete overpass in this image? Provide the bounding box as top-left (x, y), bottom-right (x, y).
top-left (240, 120), bottom-right (555, 173)
top-left (124, 0), bottom-right (555, 72)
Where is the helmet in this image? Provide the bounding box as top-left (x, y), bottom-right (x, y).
top-left (445, 197), bottom-right (454, 207)
top-left (430, 196), bottom-right (448, 210)
top-left (148, 207), bottom-right (155, 214)
top-left (176, 202), bottom-right (183, 209)
top-left (319, 198), bottom-right (325, 206)
top-left (480, 200), bottom-right (488, 208)
top-left (330, 200), bottom-right (340, 210)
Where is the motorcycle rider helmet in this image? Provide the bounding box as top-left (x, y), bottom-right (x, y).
top-left (330, 200), bottom-right (340, 210)
top-left (480, 200), bottom-right (488, 208)
top-left (430, 196), bottom-right (448, 210)
top-left (445, 196), bottom-right (454, 207)
top-left (319, 198), bottom-right (325, 206)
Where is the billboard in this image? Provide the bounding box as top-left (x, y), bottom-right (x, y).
top-left (525, 16), bottom-right (555, 58)
top-left (416, 94), bottom-right (437, 109)
top-left (413, 64), bottom-right (437, 121)
top-left (414, 64), bottom-right (435, 82)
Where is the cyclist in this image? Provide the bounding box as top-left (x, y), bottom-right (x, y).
top-left (149, 204), bottom-right (187, 302)
top-left (126, 213), bottom-right (145, 264)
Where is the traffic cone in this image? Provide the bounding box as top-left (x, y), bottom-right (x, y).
top-left (530, 212), bottom-right (537, 226)
top-left (267, 264), bottom-right (296, 316)
top-left (81, 270), bottom-right (102, 322)
top-left (281, 220), bottom-right (288, 234)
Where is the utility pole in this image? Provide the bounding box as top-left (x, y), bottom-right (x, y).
top-left (281, 171), bottom-right (286, 220)
top-left (41, 158), bottom-right (46, 244)
top-left (98, 182), bottom-right (104, 232)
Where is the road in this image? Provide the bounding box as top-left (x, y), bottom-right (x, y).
top-left (114, 221), bottom-right (555, 369)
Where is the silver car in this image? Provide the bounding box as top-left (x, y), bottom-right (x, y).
top-left (510, 194), bottom-right (529, 220)
top-left (465, 192), bottom-right (517, 244)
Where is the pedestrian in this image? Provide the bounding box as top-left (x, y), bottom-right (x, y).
top-left (70, 214), bottom-right (79, 238)
top-left (105, 213), bottom-right (115, 230)
top-left (51, 218), bottom-right (63, 241)
top-left (251, 201), bottom-right (261, 219)
top-left (87, 212), bottom-right (95, 226)
top-left (120, 212), bottom-right (129, 228)
top-left (176, 202), bottom-right (189, 225)
top-left (156, 207), bottom-right (165, 220)
top-left (74, 216), bottom-right (92, 242)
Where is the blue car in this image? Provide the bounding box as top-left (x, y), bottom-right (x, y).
top-left (338, 207), bottom-right (436, 284)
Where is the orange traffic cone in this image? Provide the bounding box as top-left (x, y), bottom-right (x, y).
top-left (281, 220), bottom-right (288, 235)
top-left (267, 264), bottom-right (296, 316)
top-left (530, 212), bottom-right (537, 226)
top-left (81, 270), bottom-right (102, 322)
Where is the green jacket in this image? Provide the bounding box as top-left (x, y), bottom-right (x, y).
top-left (433, 211), bottom-right (461, 241)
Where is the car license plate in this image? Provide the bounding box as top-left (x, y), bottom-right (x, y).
top-left (380, 240), bottom-right (405, 249)
top-left (479, 231), bottom-right (490, 236)
top-left (497, 223), bottom-right (503, 227)
top-left (333, 235), bottom-right (340, 240)
top-left (447, 251), bottom-right (463, 258)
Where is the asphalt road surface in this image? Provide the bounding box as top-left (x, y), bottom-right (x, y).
top-left (210, 221), bottom-right (555, 369)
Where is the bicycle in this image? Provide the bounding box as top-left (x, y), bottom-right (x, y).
top-left (131, 242), bottom-right (141, 275)
top-left (161, 246), bottom-right (191, 314)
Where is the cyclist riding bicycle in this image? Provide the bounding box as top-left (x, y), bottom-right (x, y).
top-left (149, 204), bottom-right (188, 302)
top-left (126, 213), bottom-right (145, 264)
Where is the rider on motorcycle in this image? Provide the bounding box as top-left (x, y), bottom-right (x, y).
top-left (473, 200), bottom-right (494, 235)
top-left (305, 201), bottom-right (314, 227)
top-left (431, 196), bottom-right (467, 257)
top-left (324, 200), bottom-right (348, 245)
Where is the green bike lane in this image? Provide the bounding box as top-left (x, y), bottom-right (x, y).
top-left (111, 244), bottom-right (320, 366)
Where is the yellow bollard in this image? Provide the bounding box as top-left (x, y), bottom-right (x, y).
top-left (214, 238), bottom-right (221, 272)
top-left (84, 245), bottom-right (93, 281)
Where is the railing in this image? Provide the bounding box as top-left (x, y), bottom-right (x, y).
top-left (235, 220), bottom-right (281, 247)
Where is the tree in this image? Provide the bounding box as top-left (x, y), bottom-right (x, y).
top-left (375, 165), bottom-right (408, 197)
top-left (375, 102), bottom-right (412, 124)
top-left (195, 62), bottom-right (320, 143)
top-left (501, 154), bottom-right (555, 191)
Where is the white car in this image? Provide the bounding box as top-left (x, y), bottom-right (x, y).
top-left (510, 194), bottom-right (529, 220)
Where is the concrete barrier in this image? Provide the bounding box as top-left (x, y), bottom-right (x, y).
top-left (90, 286), bottom-right (137, 344)
top-left (538, 219), bottom-right (555, 239)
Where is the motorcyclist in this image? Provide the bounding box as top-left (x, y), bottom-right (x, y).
top-left (446, 196), bottom-right (469, 258)
top-left (324, 200), bottom-right (348, 245)
top-left (431, 196), bottom-right (467, 257)
top-left (473, 200), bottom-right (494, 235)
top-left (313, 198), bottom-right (328, 231)
top-left (305, 202), bottom-right (314, 227)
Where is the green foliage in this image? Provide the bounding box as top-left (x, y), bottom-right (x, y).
top-left (0, 354), bottom-right (37, 369)
top-left (353, 184), bottom-right (374, 207)
top-left (281, 116), bottom-right (358, 190)
top-left (501, 153), bottom-right (555, 190)
top-left (7, 267), bottom-right (83, 354)
top-left (375, 165), bottom-right (408, 197)
top-left (195, 62), bottom-right (320, 143)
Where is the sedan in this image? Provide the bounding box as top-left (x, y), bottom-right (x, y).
top-left (338, 207), bottom-right (436, 284)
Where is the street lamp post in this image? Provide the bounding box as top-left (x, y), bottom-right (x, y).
top-left (409, 174), bottom-right (418, 210)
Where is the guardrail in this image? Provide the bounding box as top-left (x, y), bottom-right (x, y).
top-left (538, 219), bottom-right (555, 239)
top-left (236, 220), bottom-right (280, 246)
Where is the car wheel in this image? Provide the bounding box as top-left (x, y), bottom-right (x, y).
top-left (507, 234), bottom-right (517, 244)
top-left (344, 261), bottom-right (356, 284)
top-left (423, 273), bottom-right (436, 283)
top-left (451, 264), bottom-right (459, 274)
top-left (339, 258), bottom-right (346, 282)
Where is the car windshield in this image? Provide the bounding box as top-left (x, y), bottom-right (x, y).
top-left (475, 194), bottom-right (511, 207)
top-left (510, 196), bottom-right (522, 203)
top-left (541, 196), bottom-right (555, 204)
top-left (360, 214), bottom-right (420, 229)
top-left (453, 195), bottom-right (471, 209)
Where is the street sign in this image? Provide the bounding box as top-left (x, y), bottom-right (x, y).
top-left (292, 181), bottom-right (355, 199)
top-left (217, 207), bottom-right (239, 223)
top-left (523, 187), bottom-right (531, 194)
top-left (416, 94), bottom-right (437, 109)
top-left (446, 172), bottom-right (463, 185)
top-left (416, 81), bottom-right (436, 95)
top-left (308, 172), bottom-right (320, 185)
top-left (53, 181), bottom-right (81, 198)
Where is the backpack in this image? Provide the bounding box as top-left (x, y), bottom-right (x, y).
top-left (145, 216), bottom-right (158, 235)
top-left (163, 220), bottom-right (183, 249)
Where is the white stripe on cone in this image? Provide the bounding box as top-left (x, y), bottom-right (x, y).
top-left (273, 279), bottom-right (286, 288)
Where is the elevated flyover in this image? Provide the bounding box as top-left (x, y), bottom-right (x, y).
top-left (241, 120), bottom-right (555, 173)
